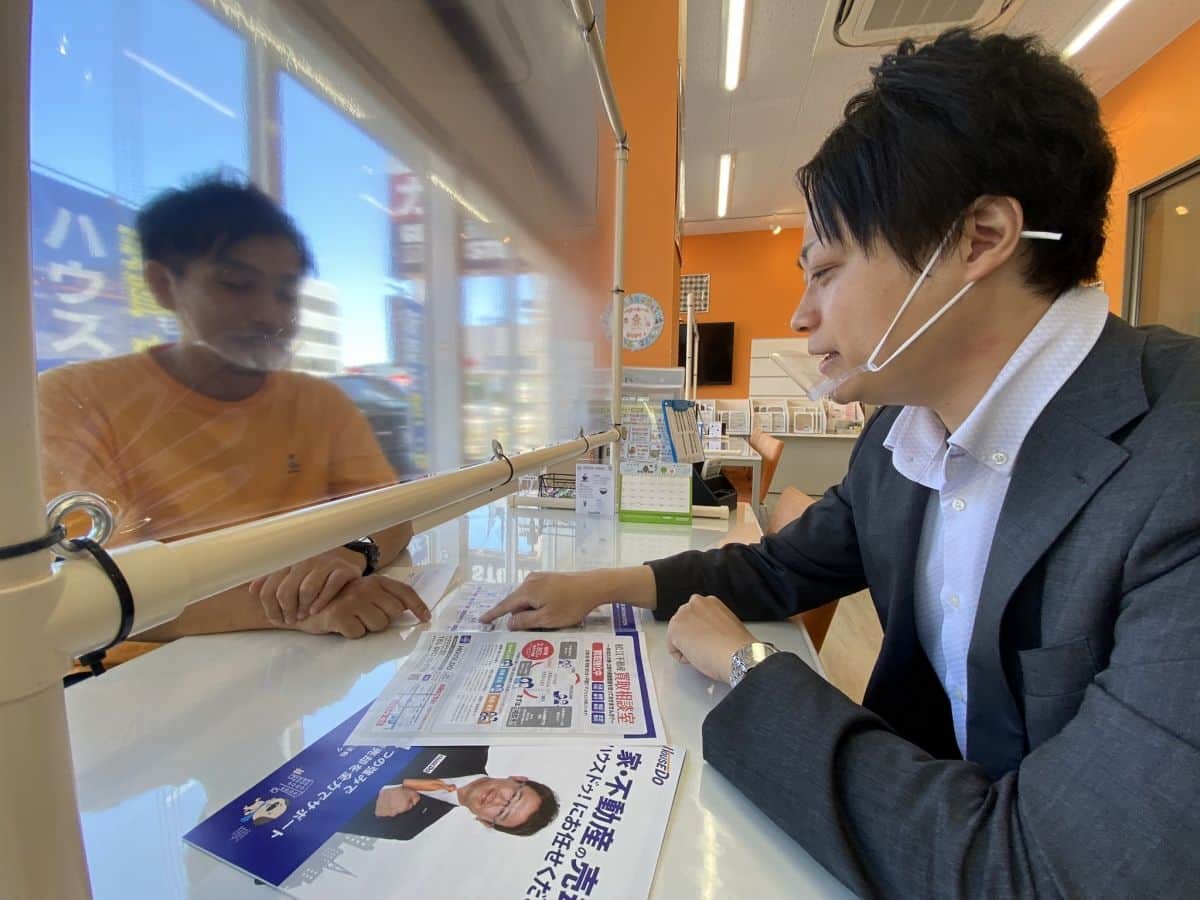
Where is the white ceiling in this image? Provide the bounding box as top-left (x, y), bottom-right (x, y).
top-left (681, 0), bottom-right (1200, 235)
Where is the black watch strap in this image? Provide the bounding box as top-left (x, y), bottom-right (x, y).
top-left (343, 537), bottom-right (379, 576)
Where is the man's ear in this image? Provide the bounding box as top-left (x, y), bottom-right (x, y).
top-left (959, 195), bottom-right (1024, 284)
top-left (143, 260), bottom-right (179, 312)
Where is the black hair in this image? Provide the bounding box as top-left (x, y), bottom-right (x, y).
top-left (797, 28), bottom-right (1116, 299)
top-left (492, 780), bottom-right (559, 837)
top-left (135, 172), bottom-right (313, 274)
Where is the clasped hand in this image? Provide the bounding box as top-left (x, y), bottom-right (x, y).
top-left (250, 551), bottom-right (430, 638)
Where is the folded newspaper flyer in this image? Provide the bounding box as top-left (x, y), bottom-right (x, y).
top-left (432, 581), bottom-right (642, 634)
top-left (346, 627), bottom-right (664, 747)
top-left (342, 581), bottom-right (659, 747)
top-left (185, 706), bottom-right (684, 898)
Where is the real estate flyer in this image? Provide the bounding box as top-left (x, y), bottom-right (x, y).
top-left (432, 581), bottom-right (641, 635)
top-left (184, 707), bottom-right (683, 899)
top-left (346, 630), bottom-right (663, 747)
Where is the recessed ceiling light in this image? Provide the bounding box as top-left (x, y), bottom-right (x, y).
top-left (771, 224), bottom-right (782, 235)
top-left (1176, 205), bottom-right (1190, 216)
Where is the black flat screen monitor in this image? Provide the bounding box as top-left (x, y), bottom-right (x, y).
top-left (677, 321), bottom-right (734, 386)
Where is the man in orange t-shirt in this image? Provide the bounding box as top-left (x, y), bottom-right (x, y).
top-left (39, 175), bottom-right (428, 642)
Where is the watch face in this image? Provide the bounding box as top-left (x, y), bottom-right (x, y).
top-left (748, 643), bottom-right (772, 665)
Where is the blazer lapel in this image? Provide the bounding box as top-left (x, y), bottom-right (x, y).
top-left (966, 316), bottom-right (1148, 778)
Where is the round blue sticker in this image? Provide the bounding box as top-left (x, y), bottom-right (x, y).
top-left (601, 293), bottom-right (665, 350)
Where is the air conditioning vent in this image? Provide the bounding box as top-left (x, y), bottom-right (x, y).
top-left (834, 0), bottom-right (1024, 47)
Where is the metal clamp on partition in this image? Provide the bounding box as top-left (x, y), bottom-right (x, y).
top-left (46, 490), bottom-right (115, 556)
top-left (491, 439), bottom-right (515, 485)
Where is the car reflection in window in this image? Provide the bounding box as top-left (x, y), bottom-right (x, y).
top-left (328, 375), bottom-right (414, 479)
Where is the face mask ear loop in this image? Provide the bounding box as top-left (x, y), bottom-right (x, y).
top-left (863, 233), bottom-right (952, 373)
top-left (864, 229), bottom-right (1063, 374)
top-left (869, 278), bottom-right (978, 373)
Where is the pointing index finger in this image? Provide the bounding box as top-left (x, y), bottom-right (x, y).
top-left (378, 577), bottom-right (431, 622)
top-left (479, 591), bottom-right (532, 624)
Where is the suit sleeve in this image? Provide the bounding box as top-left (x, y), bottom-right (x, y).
top-left (646, 412), bottom-right (882, 622)
top-left (340, 793), bottom-right (454, 841)
top-left (700, 460), bottom-right (1200, 898)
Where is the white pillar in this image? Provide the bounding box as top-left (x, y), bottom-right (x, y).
top-left (0, 2), bottom-right (93, 896)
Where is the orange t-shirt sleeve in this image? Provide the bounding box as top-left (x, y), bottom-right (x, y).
top-left (326, 389), bottom-right (398, 498)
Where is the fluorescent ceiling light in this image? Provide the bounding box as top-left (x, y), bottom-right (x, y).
top-left (717, 153), bottom-right (733, 218)
top-left (359, 193), bottom-right (392, 215)
top-left (724, 0), bottom-right (747, 91)
top-left (122, 49), bottom-right (237, 119)
top-left (1063, 0), bottom-right (1134, 58)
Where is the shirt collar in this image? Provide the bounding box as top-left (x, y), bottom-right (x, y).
top-left (949, 285), bottom-right (1109, 473)
top-left (883, 405), bottom-right (947, 489)
top-left (885, 285), bottom-right (1110, 481)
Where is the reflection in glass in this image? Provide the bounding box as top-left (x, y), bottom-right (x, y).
top-left (37, 176), bottom-right (398, 547)
top-left (30, 0), bottom-right (610, 545)
top-left (1134, 165), bottom-right (1200, 336)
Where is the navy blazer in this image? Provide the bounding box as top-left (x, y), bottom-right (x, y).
top-left (649, 317), bottom-right (1200, 898)
top-left (340, 746), bottom-right (489, 842)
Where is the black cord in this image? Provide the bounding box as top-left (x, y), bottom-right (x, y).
top-left (494, 450), bottom-right (515, 484)
top-left (67, 537), bottom-right (136, 681)
top-left (0, 524), bottom-right (66, 560)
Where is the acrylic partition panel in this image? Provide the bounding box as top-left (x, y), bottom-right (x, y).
top-left (28, 0), bottom-right (614, 550)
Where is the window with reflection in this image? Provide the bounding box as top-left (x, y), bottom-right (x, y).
top-left (27, 0), bottom-right (609, 647)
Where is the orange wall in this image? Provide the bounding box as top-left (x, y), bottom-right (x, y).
top-left (1099, 19), bottom-right (1200, 313)
top-left (607, 0), bottom-right (682, 368)
top-left (681, 227), bottom-right (807, 399)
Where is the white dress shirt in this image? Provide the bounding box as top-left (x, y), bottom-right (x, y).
top-left (883, 286), bottom-right (1110, 756)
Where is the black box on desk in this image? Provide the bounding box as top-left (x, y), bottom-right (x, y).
top-left (691, 467), bottom-right (738, 512)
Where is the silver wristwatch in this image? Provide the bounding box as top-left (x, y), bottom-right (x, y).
top-left (729, 641), bottom-right (779, 688)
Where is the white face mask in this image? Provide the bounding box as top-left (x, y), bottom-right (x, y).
top-left (178, 309), bottom-right (296, 373)
top-left (799, 228), bottom-right (1064, 401)
top-left (193, 334), bottom-right (295, 372)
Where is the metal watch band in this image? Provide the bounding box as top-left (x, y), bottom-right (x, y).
top-left (729, 641), bottom-right (779, 688)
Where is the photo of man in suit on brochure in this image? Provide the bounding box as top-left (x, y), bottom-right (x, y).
top-left (340, 746), bottom-right (559, 842)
